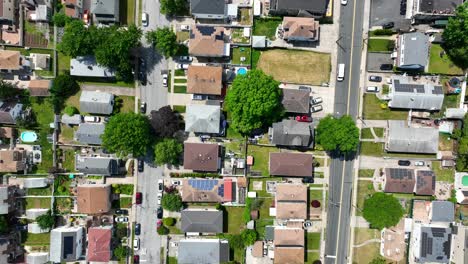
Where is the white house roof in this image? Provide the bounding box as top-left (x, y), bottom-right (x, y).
top-left (389, 76), bottom-right (444, 110)
top-left (70, 56), bottom-right (115, 78)
top-left (386, 121), bottom-right (439, 154)
top-left (26, 208), bottom-right (49, 220)
top-left (24, 177), bottom-right (49, 188)
top-left (185, 104), bottom-right (221, 134)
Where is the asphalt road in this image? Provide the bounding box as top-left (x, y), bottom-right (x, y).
top-left (324, 0), bottom-right (365, 263)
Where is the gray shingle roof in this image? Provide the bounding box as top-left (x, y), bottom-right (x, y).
top-left (70, 56), bottom-right (115, 77)
top-left (281, 88), bottom-right (310, 114)
top-left (181, 210), bottom-right (223, 233)
top-left (398, 32), bottom-right (429, 67)
top-left (80, 91), bottom-right (114, 115)
top-left (418, 226), bottom-right (451, 263)
top-left (178, 239), bottom-right (230, 264)
top-left (269, 119), bottom-right (312, 147)
top-left (431, 201), bottom-right (454, 222)
top-left (389, 76), bottom-right (444, 110)
top-left (270, 0), bottom-right (328, 16)
top-left (61, 114), bottom-right (82, 125)
top-left (91, 0), bottom-right (119, 23)
top-left (23, 178), bottom-right (49, 188)
top-left (74, 123), bottom-right (105, 145)
top-left (190, 0), bottom-right (226, 15)
top-left (75, 155), bottom-right (119, 176)
top-left (386, 121), bottom-right (439, 154)
top-left (185, 104), bottom-right (221, 134)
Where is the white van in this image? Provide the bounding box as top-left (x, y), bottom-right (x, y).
top-left (142, 13), bottom-right (148, 27)
top-left (337, 63), bottom-right (345, 81)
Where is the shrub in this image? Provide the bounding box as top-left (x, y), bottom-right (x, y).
top-left (163, 217), bottom-right (176, 226)
top-left (64, 106), bottom-right (79, 116)
top-left (161, 193), bottom-right (183, 212)
top-left (371, 29), bottom-right (393, 36)
top-left (157, 225), bottom-right (169, 235)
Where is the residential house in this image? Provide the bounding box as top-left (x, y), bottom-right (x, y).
top-left (74, 123), bottom-right (105, 145)
top-left (189, 25), bottom-right (230, 57)
top-left (456, 190), bottom-right (468, 204)
top-left (450, 224), bottom-right (468, 264)
top-left (26, 252), bottom-right (49, 264)
top-left (281, 88), bottom-right (310, 114)
top-left (178, 239), bottom-right (230, 264)
top-left (0, 232), bottom-right (23, 263)
top-left (190, 0), bottom-right (227, 20)
top-left (23, 177), bottom-right (50, 188)
top-left (24, 0), bottom-right (51, 22)
top-left (274, 227), bottom-right (304, 264)
top-left (28, 222), bottom-right (49, 234)
top-left (28, 80), bottom-right (51, 97)
top-left (187, 65), bottom-right (223, 95)
top-left (411, 0), bottom-right (463, 22)
top-left (268, 119), bottom-right (313, 148)
top-left (386, 120), bottom-right (439, 154)
top-left (380, 219), bottom-right (406, 262)
top-left (61, 114), bottom-right (82, 126)
top-left (280, 17), bottom-right (319, 42)
top-left (415, 170), bottom-right (436, 196)
top-left (91, 0), bottom-right (119, 24)
top-left (275, 183), bottom-right (307, 220)
top-left (87, 226), bottom-right (112, 262)
top-left (76, 184), bottom-right (111, 214)
top-left (70, 56), bottom-right (115, 78)
top-left (414, 226), bottom-right (452, 263)
top-left (30, 53), bottom-right (50, 70)
top-left (25, 208), bottom-right (49, 220)
top-left (0, 100), bottom-right (23, 124)
top-left (268, 0), bottom-right (328, 18)
top-left (62, 0), bottom-right (82, 18)
top-left (0, 0), bottom-right (18, 25)
top-left (183, 143), bottom-right (220, 172)
top-left (181, 209), bottom-right (223, 234)
top-left (79, 91), bottom-right (114, 115)
top-left (384, 168), bottom-right (415, 193)
top-left (185, 104), bottom-right (221, 134)
top-left (0, 185), bottom-right (18, 214)
top-left (181, 179), bottom-right (233, 203)
top-left (0, 127), bottom-right (14, 139)
top-left (269, 152), bottom-right (313, 177)
top-left (0, 50), bottom-right (21, 71)
top-left (430, 201), bottom-right (454, 223)
top-left (396, 32), bottom-right (429, 71)
top-left (0, 149), bottom-right (27, 173)
top-left (388, 76), bottom-right (444, 110)
top-left (75, 155), bottom-right (120, 176)
top-left (49, 226), bottom-right (84, 263)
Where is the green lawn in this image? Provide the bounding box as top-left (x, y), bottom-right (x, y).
top-left (232, 47), bottom-right (252, 66)
top-left (60, 126), bottom-right (76, 142)
top-left (174, 79), bottom-right (187, 83)
top-left (55, 197), bottom-right (73, 213)
top-left (64, 90), bottom-right (81, 110)
top-left (61, 149), bottom-right (76, 172)
top-left (432, 161), bottom-right (454, 183)
top-left (57, 52), bottom-right (71, 74)
top-left (428, 44), bottom-right (463, 75)
top-left (174, 69), bottom-right (185, 76)
top-left (363, 94), bottom-right (408, 120)
top-left (176, 31), bottom-right (190, 43)
top-left (382, 84), bottom-right (390, 95)
top-left (256, 218), bottom-right (273, 239)
top-left (173, 85), bottom-right (187, 93)
top-left (309, 190), bottom-right (323, 201)
top-left (5, 46), bottom-right (53, 56)
top-left (248, 177), bottom-right (282, 197)
top-left (117, 96), bottom-right (136, 113)
top-left (356, 181), bottom-right (376, 216)
top-left (432, 92), bottom-right (460, 118)
top-left (306, 251), bottom-right (320, 263)
top-left (439, 133), bottom-right (454, 151)
top-left (172, 105), bottom-right (186, 113)
top-left (22, 232), bottom-right (50, 246)
top-left (253, 18), bottom-right (281, 39)
top-left (54, 175), bottom-right (72, 195)
top-left (167, 256), bottom-right (178, 264)
top-left (27, 186), bottom-right (52, 196)
top-left (251, 49), bottom-right (261, 69)
top-left (306, 232), bottom-right (321, 250)
top-left (225, 206), bottom-right (245, 234)
top-left (361, 128), bottom-right (374, 139)
top-left (25, 197), bottom-right (51, 209)
top-left (29, 98), bottom-right (55, 173)
top-left (120, 197), bottom-right (133, 208)
top-left (360, 142), bottom-right (384, 157)
top-left (358, 169), bottom-right (375, 178)
top-left (352, 228), bottom-right (381, 264)
top-left (367, 39), bottom-right (394, 52)
top-left (247, 145), bottom-right (280, 176)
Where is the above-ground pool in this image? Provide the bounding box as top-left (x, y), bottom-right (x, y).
top-left (237, 67), bottom-right (247, 75)
top-left (21, 131), bottom-right (38, 142)
top-left (462, 176), bottom-right (468, 186)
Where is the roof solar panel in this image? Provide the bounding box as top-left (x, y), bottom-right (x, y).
top-left (197, 26), bottom-right (216, 36)
top-left (389, 168), bottom-right (413, 179)
top-left (393, 79), bottom-right (426, 93)
top-left (432, 86), bottom-right (443, 95)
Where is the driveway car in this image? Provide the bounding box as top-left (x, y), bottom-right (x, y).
top-left (299, 86), bottom-right (311, 92)
top-left (135, 223), bottom-right (141, 235)
top-left (311, 97), bottom-right (323, 105)
top-left (84, 116), bottom-right (101, 123)
top-left (115, 216), bottom-right (129, 223)
top-left (368, 75), bottom-right (382, 82)
top-left (296, 115), bottom-right (312, 122)
top-left (157, 207), bottom-right (163, 219)
top-left (134, 255), bottom-right (140, 264)
top-left (172, 180), bottom-right (181, 186)
top-left (18, 75), bottom-right (30, 81)
top-left (180, 25), bottom-right (190, 31)
top-left (366, 86), bottom-right (380, 93)
top-left (382, 22), bottom-right (395, 29)
top-left (157, 219), bottom-right (162, 229)
top-left (136, 192), bottom-right (142, 204)
top-left (302, 177), bottom-right (314, 183)
top-left (115, 209), bottom-right (128, 215)
top-left (162, 74), bottom-right (168, 87)
top-left (157, 193), bottom-right (162, 205)
top-left (398, 160), bottom-right (411, 166)
top-left (140, 102), bottom-right (146, 114)
top-left (179, 56), bottom-right (193, 62)
top-left (311, 105), bottom-right (323, 113)
top-left (177, 63), bottom-right (189, 70)
top-left (133, 238), bottom-right (140, 251)
top-left (341, 0), bottom-right (348, 5)
top-left (142, 12), bottom-right (148, 27)
top-left (192, 94), bottom-right (207, 100)
top-left (414, 161), bottom-right (425, 166)
top-left (138, 160), bottom-right (144, 172)
top-left (380, 64), bottom-right (393, 71)
top-left (158, 179), bottom-right (164, 192)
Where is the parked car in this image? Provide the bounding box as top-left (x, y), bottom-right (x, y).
top-left (158, 179), bottom-right (164, 192)
top-left (382, 22), bottom-right (395, 29)
top-left (138, 159), bottom-right (144, 172)
top-left (192, 94), bottom-right (207, 100)
top-left (180, 24), bottom-right (190, 31)
top-left (414, 161), bottom-right (425, 166)
top-left (341, 0), bottom-right (348, 5)
top-left (303, 221), bottom-right (312, 228)
top-left (157, 207), bottom-right (163, 219)
top-left (16, 225), bottom-right (27, 231)
top-left (134, 255), bottom-right (140, 264)
top-left (386, 78), bottom-right (392, 84)
top-left (139, 71), bottom-right (147, 85)
top-left (18, 75), bottom-right (30, 81)
top-left (380, 64), bottom-right (393, 71)
top-left (162, 74), bottom-right (168, 87)
top-left (177, 63), bottom-right (189, 70)
top-left (135, 223), bottom-right (141, 236)
top-left (157, 219), bottom-right (163, 228)
top-left (84, 116), bottom-right (101, 123)
top-left (302, 177), bottom-right (314, 183)
top-left (296, 115), bottom-right (312, 122)
top-left (366, 86), bottom-right (380, 93)
top-left (368, 75), bottom-right (382, 82)
top-left (179, 56), bottom-right (193, 62)
top-left (157, 193), bottom-right (162, 205)
top-left (398, 160), bottom-right (411, 166)
top-left (172, 180), bottom-right (181, 186)
top-left (140, 102), bottom-right (147, 114)
top-left (115, 216), bottom-right (129, 223)
top-left (136, 192), bottom-right (142, 204)
top-left (311, 97), bottom-right (323, 105)
top-left (299, 86), bottom-right (311, 92)
top-left (115, 209), bottom-right (128, 215)
top-left (311, 105), bottom-right (323, 113)
top-left (133, 238), bottom-right (140, 250)
top-left (142, 12), bottom-right (149, 27)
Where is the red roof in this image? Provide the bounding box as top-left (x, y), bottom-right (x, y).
top-left (224, 179), bottom-right (232, 202)
top-left (87, 227), bottom-right (112, 262)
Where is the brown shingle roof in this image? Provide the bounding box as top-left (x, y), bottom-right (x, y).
top-left (415, 170), bottom-right (435, 195)
top-left (276, 184), bottom-right (307, 201)
top-left (0, 127), bottom-right (14, 139)
top-left (281, 88), bottom-right (310, 114)
top-left (282, 17), bottom-right (319, 41)
top-left (274, 228), bottom-right (304, 264)
top-left (181, 179), bottom-right (224, 203)
top-left (269, 153), bottom-right (313, 177)
top-left (384, 168), bottom-right (415, 193)
top-left (276, 202), bottom-right (307, 219)
top-left (0, 149), bottom-right (26, 172)
top-left (187, 65), bottom-right (223, 95)
top-left (274, 247), bottom-right (304, 264)
top-left (183, 143), bottom-right (219, 172)
top-left (275, 184), bottom-right (308, 219)
top-left (28, 80), bottom-right (51, 97)
top-left (0, 50), bottom-right (20, 70)
top-left (189, 26), bottom-right (226, 57)
top-left (77, 184), bottom-right (111, 214)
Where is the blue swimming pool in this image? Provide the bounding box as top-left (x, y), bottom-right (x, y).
top-left (237, 68), bottom-right (247, 75)
top-left (21, 131), bottom-right (38, 142)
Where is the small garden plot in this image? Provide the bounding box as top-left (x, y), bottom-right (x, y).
top-left (230, 28), bottom-right (250, 44)
top-left (367, 39), bottom-right (395, 52)
top-left (55, 197), bottom-right (74, 213)
top-left (54, 175), bottom-right (72, 196)
top-left (111, 184), bottom-right (134, 195)
top-left (239, 8), bottom-right (252, 25)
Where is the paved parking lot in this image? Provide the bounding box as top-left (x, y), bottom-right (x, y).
top-left (370, 0), bottom-right (411, 30)
top-left (367, 52), bottom-right (394, 72)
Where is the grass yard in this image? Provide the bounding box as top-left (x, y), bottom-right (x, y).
top-left (239, 8), bottom-right (252, 25)
top-left (119, 0), bottom-right (135, 25)
top-left (247, 145), bottom-right (280, 176)
top-left (306, 232), bottom-right (321, 250)
top-left (361, 128), bottom-right (374, 139)
top-left (428, 44), bottom-right (463, 75)
top-left (367, 39), bottom-right (394, 52)
top-left (173, 85), bottom-right (187, 93)
top-left (306, 252), bottom-right (320, 263)
top-left (251, 49), bottom-right (261, 69)
top-left (54, 175), bottom-right (72, 195)
top-left (61, 149), bottom-right (76, 172)
top-left (432, 161), bottom-right (455, 183)
top-left (57, 52), bottom-right (71, 74)
top-left (353, 228), bottom-right (381, 264)
top-left (257, 197), bottom-right (274, 221)
top-left (120, 197), bottom-right (133, 208)
top-left (363, 94), bottom-right (408, 120)
top-left (225, 206), bottom-right (245, 234)
top-left (231, 47), bottom-right (251, 65)
top-left (359, 169), bottom-right (375, 178)
top-left (27, 186), bottom-right (52, 196)
top-left (174, 69), bottom-right (185, 76)
top-left (356, 181), bottom-right (376, 215)
top-left (360, 142), bottom-right (384, 157)
top-left (167, 257), bottom-right (178, 264)
top-left (382, 84), bottom-right (390, 95)
top-left (60, 126), bottom-right (76, 142)
top-left (309, 190), bottom-right (323, 201)
top-left (439, 133), bottom-right (454, 151)
top-left (22, 232), bottom-right (50, 246)
top-left (55, 197), bottom-right (73, 213)
top-left (174, 79), bottom-right (187, 84)
top-left (116, 96), bottom-right (136, 113)
top-left (253, 18), bottom-right (281, 40)
top-left (25, 197), bottom-right (51, 209)
top-left (172, 105), bottom-right (186, 113)
top-left (64, 90), bottom-right (81, 111)
top-left (29, 98), bottom-right (55, 173)
top-left (176, 31), bottom-right (190, 43)
top-left (5, 47), bottom-right (53, 56)
top-left (256, 218), bottom-right (273, 239)
top-left (257, 49), bottom-right (331, 85)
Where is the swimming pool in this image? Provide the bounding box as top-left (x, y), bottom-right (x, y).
top-left (237, 67), bottom-right (247, 75)
top-left (21, 131), bottom-right (38, 142)
top-left (462, 176), bottom-right (468, 186)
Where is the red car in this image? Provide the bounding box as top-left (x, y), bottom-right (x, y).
top-left (157, 220), bottom-right (162, 229)
top-left (136, 192), bottom-right (142, 204)
top-left (133, 255), bottom-right (140, 263)
top-left (296, 115), bottom-right (312, 122)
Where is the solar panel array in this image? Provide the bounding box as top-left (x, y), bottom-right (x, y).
top-left (417, 171), bottom-right (435, 189)
top-left (431, 227), bottom-right (447, 237)
top-left (388, 168), bottom-right (413, 180)
top-left (218, 184), bottom-right (224, 197)
top-left (421, 232), bottom-right (433, 257)
top-left (188, 179), bottom-right (219, 191)
top-left (394, 79), bottom-right (425, 93)
top-left (197, 26), bottom-right (216, 36)
top-left (432, 86), bottom-right (443, 95)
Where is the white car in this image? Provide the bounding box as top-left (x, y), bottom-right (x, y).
top-left (177, 63), bottom-right (189, 70)
top-left (133, 238), bottom-right (140, 251)
top-left (366, 86), bottom-right (380, 93)
top-left (341, 0), bottom-right (348, 5)
top-left (180, 24), bottom-right (190, 31)
top-left (172, 180), bottom-right (181, 186)
top-left (162, 74), bottom-right (168, 87)
top-left (311, 105), bottom-right (323, 113)
top-left (142, 12), bottom-right (148, 27)
top-left (311, 97), bottom-right (323, 105)
top-left (84, 116), bottom-right (101, 123)
top-left (414, 161), bottom-right (425, 166)
top-left (157, 193), bottom-right (162, 205)
top-left (115, 216), bottom-right (129, 223)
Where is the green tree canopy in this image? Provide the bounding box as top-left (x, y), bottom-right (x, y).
top-left (163, 217), bottom-right (176, 226)
top-left (363, 192), bottom-right (404, 230)
top-left (154, 138), bottom-right (183, 165)
top-left (113, 246), bottom-right (127, 260)
top-left (50, 74), bottom-right (80, 112)
top-left (369, 256), bottom-right (387, 264)
top-left (160, 0), bottom-right (187, 15)
top-left (442, 2), bottom-right (468, 70)
top-left (102, 113), bottom-right (151, 158)
top-left (316, 115), bottom-right (359, 154)
top-left (146, 28), bottom-right (179, 57)
top-left (161, 193), bottom-right (183, 211)
top-left (36, 210), bottom-right (55, 230)
top-left (64, 106), bottom-right (79, 116)
top-left (240, 230), bottom-right (257, 246)
top-left (57, 20), bottom-right (94, 57)
top-left (225, 70), bottom-right (283, 135)
top-left (0, 80), bottom-right (20, 99)
top-left (0, 216), bottom-right (8, 234)
top-left (157, 225), bottom-right (169, 235)
top-left (52, 12), bottom-right (72, 27)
